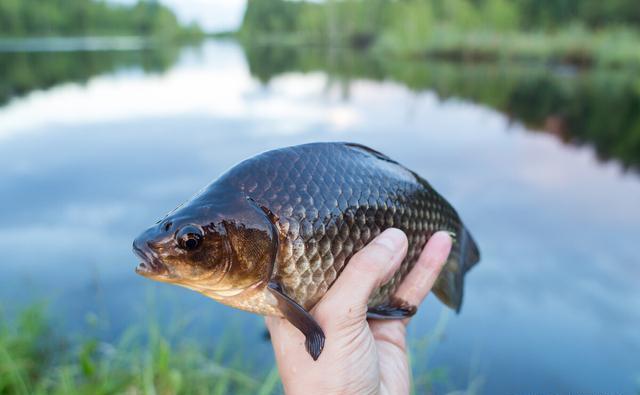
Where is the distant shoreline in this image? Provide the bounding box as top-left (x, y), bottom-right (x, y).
top-left (237, 30), bottom-right (640, 70)
top-left (238, 0), bottom-right (640, 70)
top-left (0, 35), bottom-right (207, 53)
top-left (0, 36), bottom-right (155, 53)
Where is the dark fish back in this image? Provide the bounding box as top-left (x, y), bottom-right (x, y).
top-left (219, 142), bottom-right (479, 312)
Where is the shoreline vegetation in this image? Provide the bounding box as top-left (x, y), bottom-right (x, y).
top-left (0, 305), bottom-right (279, 395)
top-left (238, 0), bottom-right (640, 69)
top-left (0, 0), bottom-right (204, 43)
top-left (0, 304), bottom-right (463, 395)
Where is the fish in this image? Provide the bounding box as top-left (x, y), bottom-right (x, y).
top-left (133, 142), bottom-right (480, 360)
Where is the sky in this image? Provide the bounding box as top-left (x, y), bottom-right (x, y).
top-left (112, 0), bottom-right (247, 32)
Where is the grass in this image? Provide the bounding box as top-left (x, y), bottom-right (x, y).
top-left (0, 303), bottom-right (481, 395)
top-left (0, 305), bottom-right (281, 395)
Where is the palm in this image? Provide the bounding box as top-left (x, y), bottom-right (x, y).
top-left (266, 230), bottom-right (452, 395)
top-left (372, 320), bottom-right (411, 394)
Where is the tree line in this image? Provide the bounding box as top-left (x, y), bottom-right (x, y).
top-left (0, 0), bottom-right (202, 38)
top-left (240, 0), bottom-right (640, 41)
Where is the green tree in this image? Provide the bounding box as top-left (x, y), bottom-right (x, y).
top-left (0, 0), bottom-right (24, 35)
top-left (0, 0), bottom-right (202, 39)
top-left (482, 0), bottom-right (519, 31)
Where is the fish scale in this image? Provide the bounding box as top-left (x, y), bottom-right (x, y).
top-left (220, 142), bottom-right (475, 311)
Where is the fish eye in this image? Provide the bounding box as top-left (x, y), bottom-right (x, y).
top-left (176, 225), bottom-right (203, 251)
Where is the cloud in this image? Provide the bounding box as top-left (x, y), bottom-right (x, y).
top-left (0, 42), bottom-right (362, 141)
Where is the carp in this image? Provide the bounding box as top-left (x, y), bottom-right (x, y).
top-left (133, 142), bottom-right (480, 360)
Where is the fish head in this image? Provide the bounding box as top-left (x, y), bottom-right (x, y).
top-left (133, 190), bottom-right (278, 299)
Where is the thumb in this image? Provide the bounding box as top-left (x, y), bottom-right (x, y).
top-left (314, 228), bottom-right (408, 328)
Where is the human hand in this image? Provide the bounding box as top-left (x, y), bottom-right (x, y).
top-left (265, 228), bottom-right (453, 395)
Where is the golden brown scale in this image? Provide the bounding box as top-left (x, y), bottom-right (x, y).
top-left (221, 142), bottom-right (476, 312)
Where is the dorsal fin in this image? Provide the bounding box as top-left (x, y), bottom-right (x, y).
top-left (344, 142), bottom-right (400, 165)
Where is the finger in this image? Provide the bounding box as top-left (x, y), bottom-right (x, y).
top-left (314, 228), bottom-right (408, 326)
top-left (394, 231), bottom-right (452, 307)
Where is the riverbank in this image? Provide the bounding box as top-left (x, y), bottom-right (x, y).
top-left (0, 37), bottom-right (151, 53)
top-left (239, 25), bottom-right (640, 69)
top-left (238, 0), bottom-right (640, 69)
top-left (380, 26), bottom-right (640, 68)
top-left (0, 35), bottom-right (205, 53)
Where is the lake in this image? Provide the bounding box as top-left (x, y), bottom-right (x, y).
top-left (1, 39), bottom-right (639, 394)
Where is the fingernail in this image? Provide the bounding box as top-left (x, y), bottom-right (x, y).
top-left (374, 228), bottom-right (406, 253)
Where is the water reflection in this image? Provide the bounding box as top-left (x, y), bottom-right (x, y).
top-left (243, 43), bottom-right (640, 171)
top-left (4, 41), bottom-right (639, 171)
top-left (0, 45), bottom-right (181, 107)
top-left (0, 41), bottom-right (638, 394)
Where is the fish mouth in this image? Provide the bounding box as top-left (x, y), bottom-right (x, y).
top-left (133, 243), bottom-right (168, 278)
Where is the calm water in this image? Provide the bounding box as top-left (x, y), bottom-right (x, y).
top-left (1, 40), bottom-right (639, 394)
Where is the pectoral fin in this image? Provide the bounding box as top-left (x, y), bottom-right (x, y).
top-left (267, 281), bottom-right (325, 360)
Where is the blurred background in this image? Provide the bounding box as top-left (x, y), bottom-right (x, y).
top-left (1, 0), bottom-right (639, 394)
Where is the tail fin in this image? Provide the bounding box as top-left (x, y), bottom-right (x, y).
top-left (432, 226), bottom-right (480, 312)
